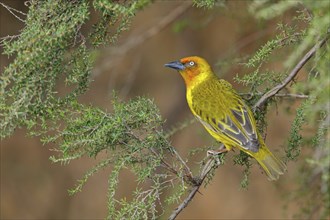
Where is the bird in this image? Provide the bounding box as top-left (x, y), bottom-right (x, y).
top-left (164, 56), bottom-right (286, 180)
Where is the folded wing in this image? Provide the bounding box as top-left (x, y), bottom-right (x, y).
top-left (196, 102), bottom-right (260, 153)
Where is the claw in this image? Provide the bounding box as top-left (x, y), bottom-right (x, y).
top-left (207, 150), bottom-right (221, 156)
top-left (207, 148), bottom-right (228, 156)
top-left (207, 146), bottom-right (228, 165)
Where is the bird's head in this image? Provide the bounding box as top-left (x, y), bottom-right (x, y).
top-left (165, 56), bottom-right (214, 87)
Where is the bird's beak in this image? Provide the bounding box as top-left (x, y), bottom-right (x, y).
top-left (164, 61), bottom-right (185, 71)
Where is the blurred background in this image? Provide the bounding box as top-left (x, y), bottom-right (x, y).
top-left (1, 1), bottom-right (306, 219)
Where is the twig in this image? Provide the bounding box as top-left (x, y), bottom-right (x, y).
top-left (128, 130), bottom-right (192, 181)
top-left (220, 27), bottom-right (273, 60)
top-left (168, 158), bottom-right (216, 220)
top-left (150, 148), bottom-right (180, 176)
top-left (0, 34), bottom-right (21, 46)
top-left (171, 147), bottom-right (193, 179)
top-left (118, 57), bottom-right (141, 98)
top-left (165, 117), bottom-right (196, 139)
top-left (239, 92), bottom-right (309, 99)
top-left (0, 2), bottom-right (26, 23)
top-left (108, 1), bottom-right (191, 57)
top-left (92, 1), bottom-right (191, 77)
top-left (168, 35), bottom-right (329, 219)
top-left (253, 36), bottom-right (329, 110)
top-left (168, 184), bottom-right (200, 220)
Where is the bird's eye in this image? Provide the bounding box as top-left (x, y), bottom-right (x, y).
top-left (189, 61), bottom-right (195, 66)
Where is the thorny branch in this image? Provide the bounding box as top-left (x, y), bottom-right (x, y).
top-left (239, 92), bottom-right (309, 99)
top-left (168, 36), bottom-right (329, 220)
top-left (168, 156), bottom-right (219, 220)
top-left (253, 35), bottom-right (329, 110)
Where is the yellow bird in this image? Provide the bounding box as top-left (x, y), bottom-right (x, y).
top-left (165, 56), bottom-right (286, 180)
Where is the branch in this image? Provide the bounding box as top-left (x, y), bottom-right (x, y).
top-left (171, 146), bottom-right (193, 179)
top-left (168, 185), bottom-right (200, 220)
top-left (0, 2), bottom-right (26, 23)
top-left (150, 148), bottom-right (181, 177)
top-left (110, 2), bottom-right (191, 56)
top-left (253, 36), bottom-right (329, 110)
top-left (239, 92), bottom-right (309, 99)
top-left (168, 35), bottom-right (329, 219)
top-left (92, 2), bottom-right (191, 77)
top-left (129, 130), bottom-right (193, 182)
top-left (168, 158), bottom-right (216, 220)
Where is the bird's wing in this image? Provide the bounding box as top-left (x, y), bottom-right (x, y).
top-left (191, 79), bottom-right (260, 152)
top-left (196, 100), bottom-right (260, 153)
top-left (226, 103), bottom-right (260, 152)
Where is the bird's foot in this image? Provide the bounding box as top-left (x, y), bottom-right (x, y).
top-left (207, 145), bottom-right (228, 156)
top-left (207, 146), bottom-right (228, 165)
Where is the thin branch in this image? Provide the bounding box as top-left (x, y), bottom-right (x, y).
top-left (128, 130), bottom-right (193, 181)
top-left (239, 92), bottom-right (309, 99)
top-left (0, 2), bottom-right (26, 23)
top-left (109, 2), bottom-right (191, 57)
top-left (151, 144), bottom-right (195, 183)
top-left (270, 93), bottom-right (309, 99)
top-left (0, 34), bottom-right (21, 46)
top-left (107, 56), bottom-right (141, 98)
top-left (0, 34), bottom-right (21, 41)
top-left (168, 35), bottom-right (329, 219)
top-left (220, 26), bottom-right (274, 60)
top-left (92, 1), bottom-right (191, 77)
top-left (253, 36), bottom-right (329, 110)
top-left (118, 57), bottom-right (141, 98)
top-left (168, 184), bottom-right (201, 220)
top-left (165, 117), bottom-right (196, 139)
top-left (168, 158), bottom-right (216, 220)
top-left (150, 148), bottom-right (179, 176)
top-left (171, 147), bottom-right (193, 179)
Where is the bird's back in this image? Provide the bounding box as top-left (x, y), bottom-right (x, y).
top-left (187, 76), bottom-right (261, 152)
top-left (188, 77), bottom-right (240, 121)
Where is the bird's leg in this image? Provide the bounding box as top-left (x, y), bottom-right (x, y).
top-left (207, 145), bottom-right (228, 165)
top-left (207, 144), bottom-right (228, 156)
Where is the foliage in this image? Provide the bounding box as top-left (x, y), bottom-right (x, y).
top-left (245, 0), bottom-right (330, 218)
top-left (0, 0), bottom-right (183, 219)
top-left (1, 0), bottom-right (90, 138)
top-left (1, 0), bottom-right (329, 219)
top-left (47, 96), bottom-right (175, 219)
top-left (233, 151), bottom-right (252, 189)
top-left (192, 0), bottom-right (217, 9)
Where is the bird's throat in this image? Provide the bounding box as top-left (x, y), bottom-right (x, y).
top-left (180, 69), bottom-right (214, 90)
top-left (180, 69), bottom-right (199, 87)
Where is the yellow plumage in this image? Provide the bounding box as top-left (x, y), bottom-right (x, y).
top-left (165, 56), bottom-right (286, 180)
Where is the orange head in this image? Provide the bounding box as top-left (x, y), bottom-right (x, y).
top-left (164, 56), bottom-right (214, 87)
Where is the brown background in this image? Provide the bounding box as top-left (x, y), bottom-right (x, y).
top-left (1, 1), bottom-right (303, 219)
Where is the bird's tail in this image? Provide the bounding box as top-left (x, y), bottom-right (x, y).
top-left (255, 146), bottom-right (287, 181)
